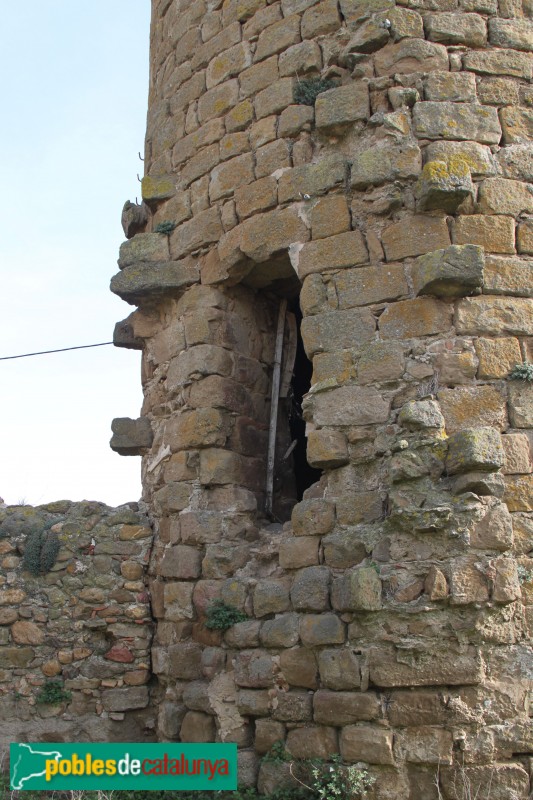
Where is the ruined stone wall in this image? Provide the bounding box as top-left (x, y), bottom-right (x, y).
top-left (0, 501), bottom-right (156, 755)
top-left (110, 0), bottom-right (533, 796)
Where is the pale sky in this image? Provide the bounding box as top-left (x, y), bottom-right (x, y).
top-left (0, 2), bottom-right (151, 507)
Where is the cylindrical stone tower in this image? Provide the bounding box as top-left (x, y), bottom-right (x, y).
top-left (111, 0), bottom-right (533, 796)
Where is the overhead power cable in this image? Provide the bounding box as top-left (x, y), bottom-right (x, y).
top-left (0, 342), bottom-right (113, 361)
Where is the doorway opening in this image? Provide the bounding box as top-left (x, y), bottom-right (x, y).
top-left (286, 298), bottom-right (321, 502)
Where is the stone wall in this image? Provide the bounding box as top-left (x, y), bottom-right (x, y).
top-left (0, 501), bottom-right (156, 755)
top-left (110, 0), bottom-right (533, 797)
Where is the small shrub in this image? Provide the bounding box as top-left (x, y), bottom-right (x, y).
top-left (293, 77), bottom-right (338, 106)
top-left (262, 741), bottom-right (290, 764)
top-left (154, 220), bottom-right (176, 235)
top-left (22, 523), bottom-right (60, 575)
top-left (509, 361), bottom-right (533, 382)
top-left (204, 601), bottom-right (247, 631)
top-left (517, 564), bottom-right (533, 584)
top-left (290, 756), bottom-right (374, 800)
top-left (35, 680), bottom-right (71, 705)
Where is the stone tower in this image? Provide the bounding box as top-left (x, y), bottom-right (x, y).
top-left (111, 0), bottom-right (533, 796)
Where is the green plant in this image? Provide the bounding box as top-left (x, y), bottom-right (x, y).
top-left (154, 220), bottom-right (176, 235)
top-left (293, 77), bottom-right (338, 106)
top-left (509, 361), bottom-right (533, 382)
top-left (262, 741), bottom-right (290, 764)
top-left (35, 680), bottom-right (71, 705)
top-left (291, 756), bottom-right (374, 800)
top-left (517, 564), bottom-right (533, 584)
top-left (22, 523), bottom-right (60, 575)
top-left (204, 601), bottom-right (248, 630)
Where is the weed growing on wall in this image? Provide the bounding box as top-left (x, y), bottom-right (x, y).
top-left (293, 77), bottom-right (338, 106)
top-left (22, 522), bottom-right (60, 575)
top-left (35, 681), bottom-right (72, 705)
top-left (154, 220), bottom-right (176, 235)
top-left (204, 601), bottom-right (247, 630)
top-left (509, 361), bottom-right (533, 381)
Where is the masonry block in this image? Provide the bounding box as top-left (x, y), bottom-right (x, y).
top-left (110, 417), bottom-right (153, 455)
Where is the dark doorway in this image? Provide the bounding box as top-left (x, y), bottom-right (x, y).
top-left (286, 298), bottom-right (321, 502)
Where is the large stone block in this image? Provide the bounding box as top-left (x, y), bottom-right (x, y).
top-left (368, 645), bottom-right (484, 687)
top-left (332, 568), bottom-right (382, 611)
top-left (297, 231), bottom-right (369, 279)
top-left (118, 233), bottom-right (169, 269)
top-left (440, 764), bottom-right (529, 799)
top-left (334, 265), bottom-right (409, 308)
top-left (484, 256), bottom-right (533, 298)
top-left (504, 474), bottom-right (533, 511)
top-left (291, 566), bottom-right (331, 612)
top-left (279, 647), bottom-right (318, 689)
top-left (234, 651), bottom-right (277, 688)
top-left (470, 502), bottom-right (513, 551)
top-left (463, 48), bottom-right (532, 79)
top-left (313, 690), bottom-right (380, 725)
top-left (254, 78), bottom-right (295, 119)
top-left (279, 536), bottom-right (320, 569)
top-left (357, 341), bottom-right (405, 384)
top-left (478, 177), bottom-right (533, 217)
top-left (301, 308), bottom-right (376, 355)
top-left (424, 71), bottom-right (477, 102)
top-left (101, 687), bottom-right (149, 712)
top-left (110, 417), bottom-right (153, 455)
top-left (260, 614), bottom-right (300, 648)
top-left (271, 692), bottom-right (313, 722)
top-left (170, 208), bottom-right (224, 258)
top-left (254, 15), bottom-right (300, 62)
top-left (163, 581), bottom-right (194, 621)
top-left (180, 711), bottom-right (216, 742)
top-left (309, 385), bottom-right (390, 426)
top-left (110, 260), bottom-right (200, 304)
top-left (253, 580), bottom-right (291, 617)
top-left (292, 499), bottom-right (335, 537)
top-left (379, 298), bottom-right (453, 339)
top-left (413, 101), bottom-right (501, 144)
top-left (508, 382), bottom-right (533, 428)
top-left (439, 386), bottom-right (507, 433)
top-left (340, 726), bottom-right (394, 765)
top-left (411, 244), bottom-right (484, 298)
top-left (415, 160), bottom-right (474, 213)
top-left (240, 208), bottom-right (310, 262)
top-left (278, 156), bottom-right (347, 204)
top-left (351, 140), bottom-right (421, 189)
top-left (382, 216), bottom-right (450, 261)
top-left (395, 726), bottom-right (453, 765)
top-left (308, 195), bottom-right (350, 240)
top-left (425, 12), bottom-right (487, 46)
top-left (209, 153), bottom-right (255, 202)
top-left (315, 83), bottom-right (370, 133)
top-left (318, 648), bottom-right (360, 690)
top-left (453, 214), bottom-right (515, 254)
top-left (455, 297), bottom-right (533, 336)
top-left (374, 39), bottom-right (448, 76)
top-left (397, 400), bottom-right (444, 431)
top-left (425, 141), bottom-right (497, 178)
top-left (446, 427), bottom-right (504, 474)
top-left (475, 337), bottom-right (522, 380)
top-left (197, 79), bottom-right (239, 124)
top-left (323, 529), bottom-right (368, 569)
top-left (488, 18), bottom-right (533, 51)
top-left (286, 726), bottom-right (338, 759)
top-left (502, 433), bottom-right (532, 475)
top-left (300, 614), bottom-right (345, 646)
top-left (307, 429), bottom-right (349, 468)
top-left (500, 107), bottom-right (533, 145)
